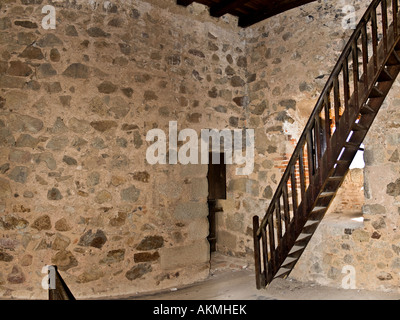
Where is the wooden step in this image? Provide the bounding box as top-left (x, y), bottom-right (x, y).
top-left (327, 175), bottom-right (344, 181)
top-left (281, 256), bottom-right (298, 268)
top-left (377, 67), bottom-right (394, 82)
top-left (344, 141), bottom-right (360, 150)
top-left (311, 206), bottom-right (327, 213)
top-left (319, 191), bottom-right (335, 198)
top-left (386, 51), bottom-right (400, 66)
top-left (274, 267), bottom-right (291, 279)
top-left (304, 219), bottom-right (319, 227)
top-left (369, 86), bottom-right (385, 98)
top-left (336, 159), bottom-right (350, 165)
top-left (289, 245), bottom-right (305, 255)
top-left (296, 233), bottom-right (312, 242)
top-left (352, 122), bottom-right (367, 131)
top-left (360, 103), bottom-right (376, 114)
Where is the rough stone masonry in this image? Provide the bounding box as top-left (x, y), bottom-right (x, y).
top-left (0, 0), bottom-right (400, 299)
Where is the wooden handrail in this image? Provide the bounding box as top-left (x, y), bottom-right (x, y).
top-left (48, 265), bottom-right (76, 300)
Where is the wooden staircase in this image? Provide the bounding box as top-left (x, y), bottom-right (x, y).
top-left (253, 0), bottom-right (400, 288)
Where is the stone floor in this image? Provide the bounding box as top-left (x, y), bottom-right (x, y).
top-left (125, 252), bottom-right (400, 300)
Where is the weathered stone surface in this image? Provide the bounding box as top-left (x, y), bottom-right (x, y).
top-left (68, 117), bottom-right (91, 134)
top-left (377, 271), bottom-right (393, 281)
top-left (0, 214), bottom-right (28, 230)
top-left (87, 171), bottom-right (100, 187)
top-left (0, 177), bottom-right (12, 199)
top-left (134, 251), bottom-right (160, 263)
top-left (77, 269), bottom-right (104, 283)
top-left (95, 190), bottom-right (112, 204)
top-left (0, 17), bottom-right (11, 30)
top-left (14, 20), bottom-right (38, 29)
top-left (46, 135), bottom-right (68, 150)
top-left (121, 185), bottom-right (140, 202)
top-left (47, 188), bottom-right (62, 200)
top-left (62, 63), bottom-right (89, 79)
top-left (36, 34), bottom-right (63, 47)
top-left (8, 166), bottom-right (29, 184)
top-left (125, 263), bottom-right (152, 280)
top-left (9, 114), bottom-right (43, 133)
top-left (51, 250), bottom-right (78, 271)
top-left (31, 215), bottom-right (51, 231)
top-left (20, 254), bottom-right (32, 266)
top-left (87, 27), bottom-right (110, 38)
top-left (37, 63), bottom-right (57, 78)
top-left (7, 61), bottom-right (32, 77)
top-left (160, 240), bottom-right (209, 269)
top-left (0, 163), bottom-right (10, 174)
top-left (33, 152), bottom-right (56, 170)
top-left (136, 235), bottom-right (164, 251)
top-left (0, 128), bottom-right (15, 146)
top-left (50, 49), bottom-right (60, 62)
top-left (78, 229), bottom-right (107, 249)
top-left (0, 75), bottom-right (25, 88)
top-left (387, 178), bottom-right (400, 197)
top-left (62, 155), bottom-right (77, 166)
top-left (174, 202), bottom-right (208, 221)
top-left (90, 120), bottom-right (118, 132)
top-left (55, 218), bottom-right (71, 232)
top-left (0, 251), bottom-right (13, 262)
top-left (97, 81), bottom-right (117, 94)
top-left (8, 149), bottom-right (31, 164)
top-left (65, 25), bottom-right (78, 36)
top-left (16, 134), bottom-right (39, 148)
top-left (7, 265), bottom-right (25, 284)
top-left (100, 249), bottom-right (125, 264)
top-left (18, 45), bottom-right (44, 60)
top-left (52, 233), bottom-right (70, 250)
top-left (109, 212), bottom-right (127, 227)
top-left (188, 49), bottom-right (205, 58)
top-left (131, 171), bottom-right (149, 183)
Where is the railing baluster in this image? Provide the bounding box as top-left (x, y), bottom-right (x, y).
top-left (371, 6), bottom-right (379, 73)
top-left (282, 182), bottom-right (290, 229)
top-left (298, 148), bottom-right (307, 217)
top-left (343, 55), bottom-right (350, 117)
top-left (361, 22), bottom-right (369, 91)
top-left (314, 116), bottom-right (321, 170)
top-left (382, 0), bottom-right (388, 54)
top-left (253, 216), bottom-right (262, 289)
top-left (306, 131), bottom-right (315, 178)
top-left (275, 197), bottom-right (282, 247)
top-left (323, 94), bottom-right (332, 169)
top-left (333, 75), bottom-right (341, 129)
top-left (261, 226), bottom-right (268, 286)
top-left (290, 165), bottom-right (298, 219)
top-left (268, 215), bottom-right (276, 272)
top-left (393, 0), bottom-right (399, 37)
top-left (352, 40), bottom-right (359, 111)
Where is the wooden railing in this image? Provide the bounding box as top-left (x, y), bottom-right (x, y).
top-left (253, 0), bottom-right (400, 288)
top-left (48, 265), bottom-right (75, 300)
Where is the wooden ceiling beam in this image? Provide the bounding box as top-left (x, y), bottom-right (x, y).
top-left (238, 0), bottom-right (317, 27)
top-left (177, 0), bottom-right (195, 6)
top-left (209, 0), bottom-right (252, 18)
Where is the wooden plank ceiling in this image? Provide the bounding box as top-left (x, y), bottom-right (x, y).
top-left (177, 0), bottom-right (317, 27)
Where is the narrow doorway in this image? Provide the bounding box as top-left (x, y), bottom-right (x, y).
top-left (207, 152), bottom-right (226, 253)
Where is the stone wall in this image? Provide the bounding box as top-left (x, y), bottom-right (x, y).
top-left (1, 0), bottom-right (400, 299)
top-left (0, 0), bottom-right (252, 298)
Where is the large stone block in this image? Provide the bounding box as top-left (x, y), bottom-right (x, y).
top-left (174, 202), bottom-right (208, 221)
top-left (160, 239), bottom-right (209, 270)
